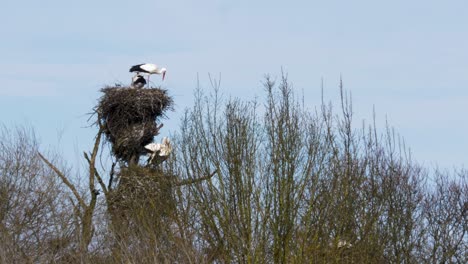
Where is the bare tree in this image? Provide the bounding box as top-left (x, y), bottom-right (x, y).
top-left (0, 126), bottom-right (75, 263)
top-left (173, 74), bottom-right (463, 263)
top-left (0, 74), bottom-right (466, 263)
top-left (421, 170), bottom-right (467, 263)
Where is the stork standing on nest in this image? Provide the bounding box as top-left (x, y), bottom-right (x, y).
top-left (145, 137), bottom-right (173, 165)
top-left (129, 63), bottom-right (167, 87)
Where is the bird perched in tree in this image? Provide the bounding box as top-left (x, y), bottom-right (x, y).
top-left (144, 137), bottom-right (173, 165)
top-left (129, 63), bottom-right (167, 87)
top-left (337, 240), bottom-right (352, 249)
top-left (131, 74), bottom-right (147, 89)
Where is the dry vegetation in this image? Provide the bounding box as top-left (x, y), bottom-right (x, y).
top-left (0, 78), bottom-right (466, 263)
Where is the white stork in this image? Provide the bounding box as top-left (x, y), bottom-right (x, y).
top-left (144, 137), bottom-right (173, 165)
top-left (129, 63), bottom-right (167, 87)
top-left (337, 240), bottom-right (352, 249)
top-left (131, 74), bottom-right (147, 89)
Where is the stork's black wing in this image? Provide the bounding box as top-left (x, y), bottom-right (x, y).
top-left (129, 64), bottom-right (145, 72)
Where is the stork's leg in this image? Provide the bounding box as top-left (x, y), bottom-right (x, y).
top-left (147, 75), bottom-right (150, 88)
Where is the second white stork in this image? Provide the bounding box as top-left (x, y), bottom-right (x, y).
top-left (129, 63), bottom-right (166, 87)
top-left (337, 240), bottom-right (352, 249)
top-left (144, 137), bottom-right (173, 165)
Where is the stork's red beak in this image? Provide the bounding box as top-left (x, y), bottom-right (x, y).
top-left (162, 71), bottom-right (166, 81)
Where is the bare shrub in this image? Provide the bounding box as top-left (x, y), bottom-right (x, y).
top-left (0, 126), bottom-right (75, 263)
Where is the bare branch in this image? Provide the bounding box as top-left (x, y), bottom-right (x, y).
top-left (174, 170), bottom-right (217, 187)
top-left (88, 127), bottom-right (103, 196)
top-left (84, 152), bottom-right (107, 195)
top-left (37, 152), bottom-right (86, 209)
top-left (108, 162), bottom-right (116, 191)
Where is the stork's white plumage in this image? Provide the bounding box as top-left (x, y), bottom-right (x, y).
top-left (337, 240), bottom-right (352, 249)
top-left (129, 63), bottom-right (167, 87)
top-left (145, 142), bottom-right (162, 153)
top-left (145, 137), bottom-right (173, 165)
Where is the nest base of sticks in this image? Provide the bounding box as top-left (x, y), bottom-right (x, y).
top-left (96, 86), bottom-right (173, 164)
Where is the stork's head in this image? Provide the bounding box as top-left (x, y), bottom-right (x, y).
top-left (160, 67), bottom-right (167, 81)
top-left (159, 137), bottom-right (172, 156)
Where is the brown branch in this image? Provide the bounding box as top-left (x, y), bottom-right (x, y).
top-left (94, 170), bottom-right (107, 195)
top-left (174, 170), bottom-right (217, 187)
top-left (88, 126), bottom-right (103, 195)
top-left (38, 152), bottom-right (86, 209)
top-left (108, 162), bottom-right (116, 191)
top-left (81, 122), bottom-right (104, 252)
top-left (84, 152), bottom-right (107, 196)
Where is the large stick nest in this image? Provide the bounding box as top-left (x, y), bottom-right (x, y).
top-left (96, 86), bottom-right (174, 162)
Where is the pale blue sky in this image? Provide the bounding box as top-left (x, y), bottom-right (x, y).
top-left (0, 0), bottom-right (467, 169)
